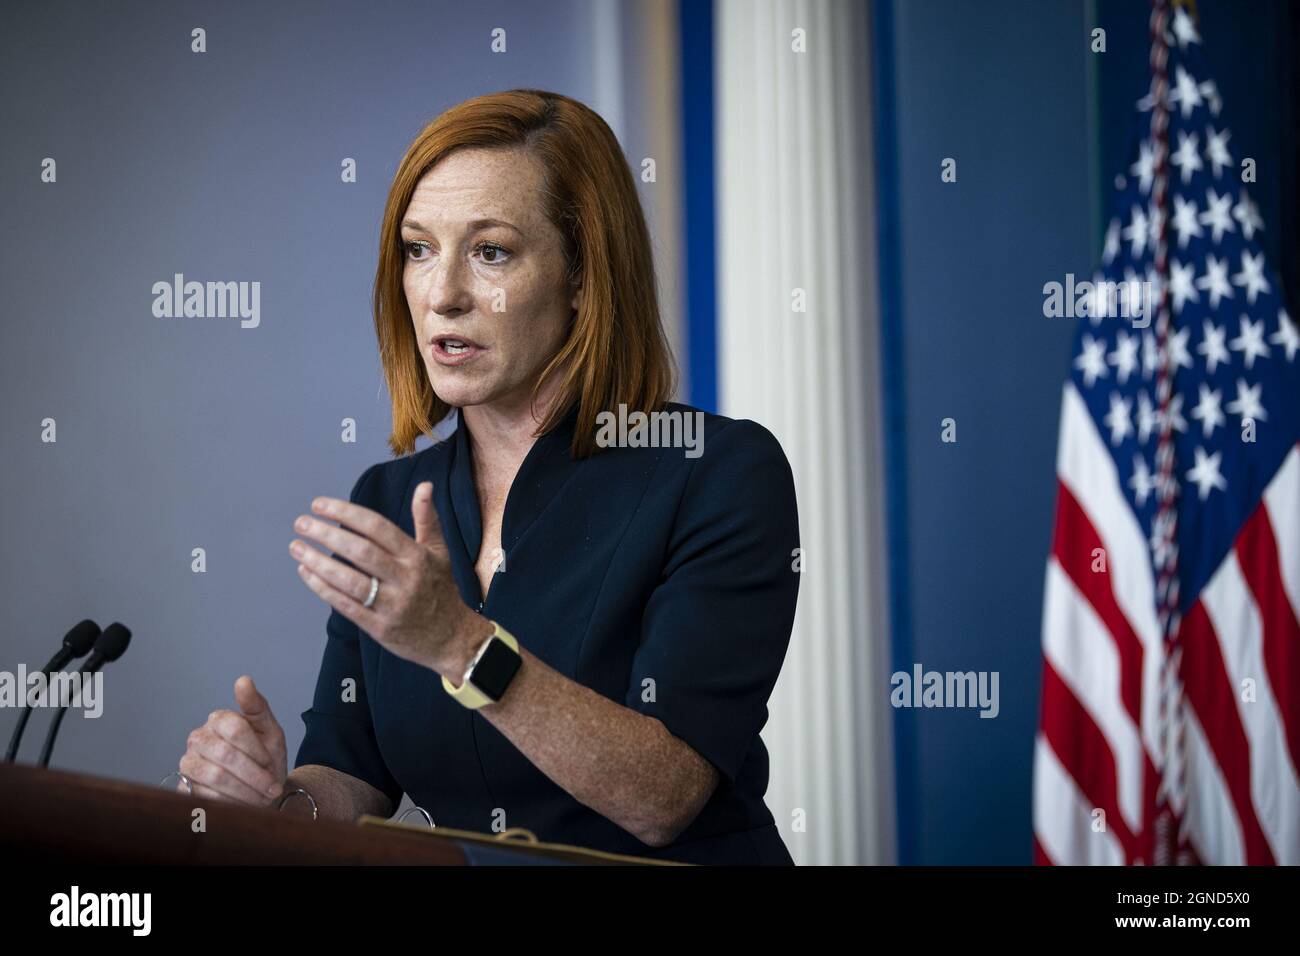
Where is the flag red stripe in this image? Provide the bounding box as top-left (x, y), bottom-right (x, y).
top-left (1051, 481), bottom-right (1146, 727)
top-left (1039, 659), bottom-right (1140, 863)
top-left (1235, 504), bottom-right (1300, 779)
top-left (1178, 600), bottom-right (1277, 865)
top-left (1033, 834), bottom-right (1054, 866)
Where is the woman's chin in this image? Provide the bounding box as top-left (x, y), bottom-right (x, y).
top-left (430, 377), bottom-right (489, 409)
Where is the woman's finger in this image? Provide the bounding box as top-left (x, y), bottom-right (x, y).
top-left (190, 782), bottom-right (226, 802)
top-left (291, 542), bottom-right (381, 609)
top-left (179, 750), bottom-right (273, 806)
top-left (296, 562), bottom-right (384, 636)
top-left (291, 514), bottom-right (403, 580)
top-left (309, 497), bottom-right (413, 559)
top-left (206, 709), bottom-right (275, 767)
top-left (192, 726), bottom-right (281, 797)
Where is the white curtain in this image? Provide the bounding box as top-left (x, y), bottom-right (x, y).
top-left (715, 0), bottom-right (895, 865)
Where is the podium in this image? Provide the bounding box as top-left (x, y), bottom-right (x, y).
top-left (0, 763), bottom-right (666, 865)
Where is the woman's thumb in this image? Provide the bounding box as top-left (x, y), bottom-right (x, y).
top-left (412, 481), bottom-right (441, 547)
top-left (234, 675), bottom-right (278, 733)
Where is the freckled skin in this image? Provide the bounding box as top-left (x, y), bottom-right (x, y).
top-left (400, 146), bottom-right (577, 416)
top-left (401, 147), bottom-right (577, 598)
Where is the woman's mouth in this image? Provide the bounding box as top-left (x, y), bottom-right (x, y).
top-left (430, 336), bottom-right (485, 366)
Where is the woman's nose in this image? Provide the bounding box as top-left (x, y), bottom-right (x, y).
top-left (424, 255), bottom-right (473, 315)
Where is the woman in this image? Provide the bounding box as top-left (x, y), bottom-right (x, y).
top-left (178, 89), bottom-right (801, 865)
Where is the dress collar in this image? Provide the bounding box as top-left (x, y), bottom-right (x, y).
top-left (436, 401), bottom-right (583, 606)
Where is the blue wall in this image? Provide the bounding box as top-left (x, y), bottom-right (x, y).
top-left (878, 0), bottom-right (1092, 866)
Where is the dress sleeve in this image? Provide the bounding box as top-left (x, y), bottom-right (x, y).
top-left (293, 462), bottom-right (403, 807)
top-left (623, 419), bottom-right (801, 784)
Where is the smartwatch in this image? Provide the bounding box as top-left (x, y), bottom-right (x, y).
top-left (441, 620), bottom-right (522, 709)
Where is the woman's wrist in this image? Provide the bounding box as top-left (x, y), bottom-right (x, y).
top-left (428, 605), bottom-right (495, 681)
top-left (286, 764), bottom-right (393, 822)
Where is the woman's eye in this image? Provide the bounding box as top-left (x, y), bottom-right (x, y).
top-left (476, 242), bottom-right (510, 264)
top-left (401, 240), bottom-right (509, 264)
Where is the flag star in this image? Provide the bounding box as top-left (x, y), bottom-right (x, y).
top-left (1203, 125), bottom-right (1232, 178)
top-left (1189, 384), bottom-right (1225, 438)
top-left (1186, 446), bottom-right (1227, 501)
top-left (1271, 309), bottom-right (1299, 362)
top-left (1105, 393), bottom-right (1134, 445)
top-left (1196, 254), bottom-right (1234, 309)
top-left (1108, 329), bottom-right (1140, 383)
top-left (1136, 390), bottom-right (1158, 443)
top-left (1142, 331), bottom-right (1160, 380)
top-left (1124, 204), bottom-right (1150, 258)
top-left (1232, 193), bottom-right (1264, 241)
top-left (1171, 195), bottom-right (1203, 247)
top-left (1131, 140), bottom-right (1157, 194)
top-left (1199, 188), bottom-right (1236, 243)
top-left (1199, 79), bottom-right (1222, 116)
top-left (1169, 260), bottom-right (1198, 314)
top-left (1165, 326), bottom-right (1194, 371)
top-left (1130, 455), bottom-right (1155, 507)
top-left (1103, 217), bottom-right (1122, 264)
top-left (1231, 250), bottom-right (1270, 305)
top-left (1172, 7), bottom-right (1201, 47)
top-left (1197, 319), bottom-right (1230, 374)
top-left (1226, 377), bottom-right (1267, 422)
top-left (1170, 130), bottom-right (1203, 184)
top-left (1074, 334), bottom-right (1109, 387)
top-left (1159, 393), bottom-right (1188, 434)
top-left (1229, 315), bottom-right (1271, 369)
top-left (1172, 66), bottom-right (1204, 119)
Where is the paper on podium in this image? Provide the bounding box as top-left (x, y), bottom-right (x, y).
top-left (357, 815), bottom-right (688, 866)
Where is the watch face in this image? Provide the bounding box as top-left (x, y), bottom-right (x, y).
top-left (469, 636), bottom-right (522, 702)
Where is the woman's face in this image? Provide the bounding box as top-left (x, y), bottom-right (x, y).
top-left (401, 146), bottom-right (579, 415)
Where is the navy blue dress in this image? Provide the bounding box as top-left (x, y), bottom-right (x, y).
top-left (295, 401), bottom-right (801, 864)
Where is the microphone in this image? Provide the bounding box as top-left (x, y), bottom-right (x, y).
top-left (36, 623), bottom-right (132, 769)
top-left (4, 620), bottom-right (100, 763)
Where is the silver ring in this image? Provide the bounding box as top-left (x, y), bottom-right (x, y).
top-left (277, 787), bottom-right (318, 820)
top-left (363, 575), bottom-right (379, 608)
top-left (397, 805), bottom-right (435, 829)
top-left (160, 770), bottom-right (193, 794)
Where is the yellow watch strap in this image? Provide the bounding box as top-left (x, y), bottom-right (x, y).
top-left (441, 620), bottom-right (518, 710)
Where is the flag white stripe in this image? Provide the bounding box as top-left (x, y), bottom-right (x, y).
top-left (1056, 383), bottom-right (1165, 769)
top-left (1043, 558), bottom-right (1145, 835)
top-left (1262, 445), bottom-right (1300, 628)
top-left (1033, 733), bottom-right (1125, 865)
top-left (1181, 705), bottom-right (1246, 865)
top-left (1199, 552), bottom-right (1300, 864)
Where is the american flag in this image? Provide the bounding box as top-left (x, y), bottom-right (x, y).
top-left (1033, 4), bottom-right (1300, 866)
